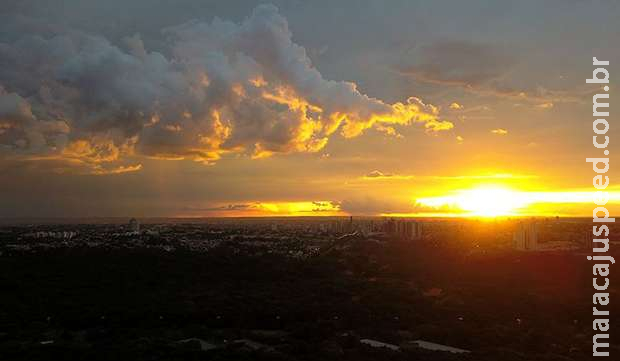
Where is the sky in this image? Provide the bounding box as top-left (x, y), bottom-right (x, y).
top-left (0, 0), bottom-right (619, 218)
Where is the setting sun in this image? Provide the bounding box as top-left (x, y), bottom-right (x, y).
top-left (452, 187), bottom-right (530, 216)
top-left (414, 184), bottom-right (620, 218)
top-left (417, 186), bottom-right (530, 217)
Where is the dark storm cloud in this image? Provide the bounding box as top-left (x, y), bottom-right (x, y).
top-left (0, 3), bottom-right (451, 174)
top-left (0, 89), bottom-right (69, 155)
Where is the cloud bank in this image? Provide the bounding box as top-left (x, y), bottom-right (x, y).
top-left (0, 4), bottom-right (451, 174)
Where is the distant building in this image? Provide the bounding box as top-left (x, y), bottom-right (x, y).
top-left (331, 216), bottom-right (357, 234)
top-left (385, 218), bottom-right (396, 235)
top-left (386, 219), bottom-right (422, 240)
top-left (513, 221), bottom-right (538, 250)
top-left (411, 221), bottom-right (422, 240)
top-left (584, 230), bottom-right (594, 250)
top-left (129, 218), bottom-right (140, 233)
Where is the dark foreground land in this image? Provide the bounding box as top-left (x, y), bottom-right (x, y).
top-left (0, 239), bottom-right (618, 360)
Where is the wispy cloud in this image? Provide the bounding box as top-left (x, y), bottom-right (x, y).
top-left (91, 164), bottom-right (142, 175)
top-left (362, 170), bottom-right (415, 180)
top-left (362, 171), bottom-right (535, 182)
top-left (399, 40), bottom-right (513, 87)
top-left (431, 173), bottom-right (537, 180)
top-left (182, 200), bottom-right (342, 216)
top-left (397, 40), bottom-right (582, 106)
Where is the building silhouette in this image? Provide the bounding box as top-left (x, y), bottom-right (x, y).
top-left (584, 230), bottom-right (594, 250)
top-left (386, 219), bottom-right (422, 241)
top-left (513, 221), bottom-right (538, 250)
top-left (129, 218), bottom-right (140, 233)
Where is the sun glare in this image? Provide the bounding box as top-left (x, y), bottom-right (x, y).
top-left (417, 185), bottom-right (531, 217)
top-left (453, 187), bottom-right (529, 216)
top-left (413, 185), bottom-right (620, 218)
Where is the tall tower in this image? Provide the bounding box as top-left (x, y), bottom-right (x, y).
top-left (584, 230), bottom-right (594, 250)
top-left (513, 221), bottom-right (538, 250)
top-left (412, 221), bottom-right (422, 240)
top-left (129, 218), bottom-right (140, 233)
top-left (524, 222), bottom-right (538, 250)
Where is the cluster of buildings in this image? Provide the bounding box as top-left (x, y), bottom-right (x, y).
top-left (511, 219), bottom-right (610, 252)
top-left (0, 218), bottom-right (332, 259)
top-left (3, 216), bottom-right (616, 256)
top-left (23, 231), bottom-right (78, 240)
top-left (1, 216), bottom-right (428, 259)
top-left (383, 218), bottom-right (423, 240)
top-left (329, 217), bottom-right (423, 240)
top-left (512, 222), bottom-right (539, 251)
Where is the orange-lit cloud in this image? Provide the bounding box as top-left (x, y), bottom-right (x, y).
top-left (362, 170), bottom-right (414, 180)
top-left (91, 164), bottom-right (142, 175)
top-left (490, 128), bottom-right (508, 135)
top-left (0, 5), bottom-right (451, 175)
top-left (183, 201), bottom-right (343, 217)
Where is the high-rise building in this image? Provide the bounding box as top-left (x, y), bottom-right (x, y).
top-left (129, 218), bottom-right (140, 233)
top-left (584, 230), bottom-right (594, 250)
top-left (384, 218), bottom-right (396, 235)
top-left (412, 221), bottom-right (422, 240)
top-left (513, 221), bottom-right (538, 250)
top-left (385, 219), bottom-right (422, 241)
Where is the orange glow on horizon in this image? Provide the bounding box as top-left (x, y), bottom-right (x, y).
top-left (182, 201), bottom-right (344, 217)
top-left (414, 183), bottom-right (620, 218)
top-left (178, 175), bottom-right (620, 218)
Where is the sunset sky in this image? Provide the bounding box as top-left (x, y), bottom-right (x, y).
top-left (1, 0), bottom-right (619, 218)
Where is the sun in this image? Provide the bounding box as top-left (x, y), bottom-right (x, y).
top-left (415, 185), bottom-right (532, 217)
top-left (413, 183), bottom-right (620, 218)
top-left (452, 186), bottom-right (529, 217)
